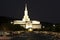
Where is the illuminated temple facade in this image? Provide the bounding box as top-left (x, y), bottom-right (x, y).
top-left (12, 4), bottom-right (41, 29)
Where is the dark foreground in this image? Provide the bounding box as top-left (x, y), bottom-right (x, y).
top-left (0, 32), bottom-right (60, 40)
top-left (11, 32), bottom-right (60, 40)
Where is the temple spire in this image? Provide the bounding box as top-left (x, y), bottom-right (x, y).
top-left (22, 3), bottom-right (30, 21)
top-left (24, 3), bottom-right (28, 16)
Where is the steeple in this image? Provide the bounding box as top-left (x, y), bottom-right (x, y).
top-left (24, 3), bottom-right (28, 16)
top-left (22, 3), bottom-right (30, 21)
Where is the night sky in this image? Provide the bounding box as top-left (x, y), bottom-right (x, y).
top-left (0, 0), bottom-right (60, 23)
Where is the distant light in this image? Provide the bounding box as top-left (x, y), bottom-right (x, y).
top-left (28, 28), bottom-right (33, 32)
top-left (43, 26), bottom-right (45, 28)
top-left (17, 31), bottom-right (20, 34)
top-left (11, 22), bottom-right (13, 24)
top-left (53, 24), bottom-right (55, 27)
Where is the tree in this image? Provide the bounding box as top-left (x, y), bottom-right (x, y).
top-left (12, 24), bottom-right (25, 31)
top-left (55, 24), bottom-right (60, 32)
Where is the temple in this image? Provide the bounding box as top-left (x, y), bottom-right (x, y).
top-left (12, 3), bottom-right (41, 29)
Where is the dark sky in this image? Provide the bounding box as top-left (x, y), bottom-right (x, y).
top-left (0, 0), bottom-right (60, 23)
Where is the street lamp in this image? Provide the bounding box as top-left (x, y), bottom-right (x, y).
top-left (11, 22), bottom-right (13, 24)
top-left (53, 24), bottom-right (55, 31)
top-left (43, 26), bottom-right (45, 31)
top-left (28, 28), bottom-right (33, 32)
top-left (43, 26), bottom-right (45, 29)
top-left (53, 24), bottom-right (55, 27)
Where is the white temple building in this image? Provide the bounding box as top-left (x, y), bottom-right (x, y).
top-left (11, 4), bottom-right (41, 29)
